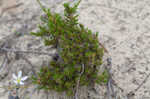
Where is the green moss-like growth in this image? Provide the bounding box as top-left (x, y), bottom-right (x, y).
top-left (31, 0), bottom-right (107, 96)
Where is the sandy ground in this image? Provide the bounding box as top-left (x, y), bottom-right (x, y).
top-left (0, 0), bottom-right (150, 99)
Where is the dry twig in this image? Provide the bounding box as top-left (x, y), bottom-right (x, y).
top-left (0, 47), bottom-right (54, 56)
top-left (21, 55), bottom-right (37, 76)
top-left (106, 57), bottom-right (117, 99)
top-left (126, 48), bottom-right (150, 98)
top-left (74, 64), bottom-right (85, 99)
top-left (0, 3), bottom-right (23, 16)
top-left (0, 55), bottom-right (7, 71)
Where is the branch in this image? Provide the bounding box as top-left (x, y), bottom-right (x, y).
top-left (99, 42), bottom-right (109, 54)
top-left (106, 57), bottom-right (116, 99)
top-left (0, 47), bottom-right (54, 56)
top-left (0, 55), bottom-right (7, 71)
top-left (1, 3), bottom-right (23, 17)
top-left (133, 49), bottom-right (150, 92)
top-left (21, 55), bottom-right (37, 76)
top-left (74, 64), bottom-right (85, 99)
top-left (134, 73), bottom-right (150, 92)
top-left (0, 53), bottom-right (9, 72)
top-left (127, 48), bottom-right (150, 97)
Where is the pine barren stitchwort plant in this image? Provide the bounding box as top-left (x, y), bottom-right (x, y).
top-left (31, 0), bottom-right (109, 96)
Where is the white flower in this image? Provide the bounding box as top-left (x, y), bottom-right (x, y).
top-left (12, 71), bottom-right (28, 85)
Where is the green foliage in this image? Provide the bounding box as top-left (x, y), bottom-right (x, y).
top-left (96, 70), bottom-right (109, 84)
top-left (31, 0), bottom-right (108, 96)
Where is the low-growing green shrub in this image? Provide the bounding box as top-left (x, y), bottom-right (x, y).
top-left (31, 0), bottom-right (108, 96)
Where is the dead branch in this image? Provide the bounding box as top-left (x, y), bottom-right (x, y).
top-left (106, 57), bottom-right (117, 99)
top-left (0, 3), bottom-right (23, 17)
top-left (135, 73), bottom-right (150, 92)
top-left (0, 55), bottom-right (7, 71)
top-left (20, 55), bottom-right (37, 76)
top-left (0, 53), bottom-right (9, 72)
top-left (99, 42), bottom-right (109, 54)
top-left (0, 47), bottom-right (54, 56)
top-left (133, 49), bottom-right (150, 92)
top-left (74, 64), bottom-right (85, 99)
top-left (126, 48), bottom-right (150, 97)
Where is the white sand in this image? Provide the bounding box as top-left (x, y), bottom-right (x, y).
top-left (0, 0), bottom-right (150, 99)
